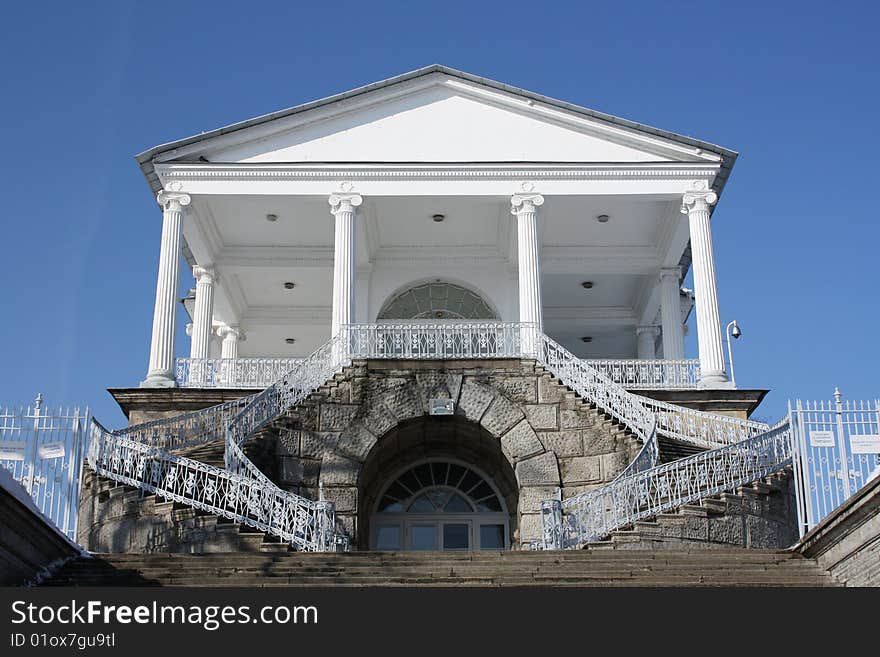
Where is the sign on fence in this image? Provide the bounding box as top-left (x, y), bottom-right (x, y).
top-left (790, 390), bottom-right (880, 537)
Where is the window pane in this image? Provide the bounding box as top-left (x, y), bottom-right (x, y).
top-left (378, 495), bottom-right (404, 512)
top-left (408, 493), bottom-right (435, 513)
top-left (431, 462), bottom-right (449, 485)
top-left (444, 492), bottom-right (474, 513)
top-left (479, 524), bottom-right (505, 549)
top-left (376, 525), bottom-right (401, 550)
top-left (446, 464), bottom-right (466, 488)
top-left (458, 470), bottom-right (481, 494)
top-left (409, 524), bottom-right (437, 550)
top-left (443, 524), bottom-right (470, 550)
top-left (398, 469), bottom-right (421, 494)
top-left (426, 488), bottom-right (450, 510)
top-left (385, 481), bottom-right (411, 500)
top-left (469, 481), bottom-right (493, 502)
top-left (475, 495), bottom-right (502, 512)
top-left (414, 463), bottom-right (434, 487)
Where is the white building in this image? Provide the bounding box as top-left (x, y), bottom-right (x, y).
top-left (135, 65), bottom-right (736, 393)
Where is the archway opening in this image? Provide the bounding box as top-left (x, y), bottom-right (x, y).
top-left (358, 416), bottom-right (518, 551)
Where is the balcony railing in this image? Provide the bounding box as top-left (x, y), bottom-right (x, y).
top-left (584, 358), bottom-right (700, 390)
top-left (175, 357), bottom-right (305, 388)
top-left (177, 350), bottom-right (700, 390)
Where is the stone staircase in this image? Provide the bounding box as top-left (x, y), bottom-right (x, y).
top-left (78, 472), bottom-right (294, 554)
top-left (41, 549), bottom-right (837, 587)
top-left (594, 470), bottom-right (798, 550)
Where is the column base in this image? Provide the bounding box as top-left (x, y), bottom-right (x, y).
top-left (697, 372), bottom-right (735, 390)
top-left (139, 374), bottom-right (178, 389)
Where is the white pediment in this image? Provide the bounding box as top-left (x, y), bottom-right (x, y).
top-left (181, 75), bottom-right (717, 165)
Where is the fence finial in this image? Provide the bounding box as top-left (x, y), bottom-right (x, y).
top-left (833, 387), bottom-right (842, 405)
top-left (34, 392), bottom-right (43, 414)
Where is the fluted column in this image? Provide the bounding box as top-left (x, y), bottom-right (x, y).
top-left (142, 191), bottom-right (190, 387)
top-left (659, 267), bottom-right (685, 360)
top-left (217, 325), bottom-right (243, 386)
top-left (636, 326), bottom-right (659, 360)
top-left (511, 193), bottom-right (544, 355)
top-left (329, 193), bottom-right (362, 340)
top-left (682, 183), bottom-right (729, 387)
top-left (189, 265), bottom-right (215, 360)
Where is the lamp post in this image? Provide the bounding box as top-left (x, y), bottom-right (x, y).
top-left (725, 320), bottom-right (742, 387)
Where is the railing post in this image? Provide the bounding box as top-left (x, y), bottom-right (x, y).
top-left (315, 499), bottom-right (336, 551)
top-left (540, 488), bottom-right (564, 550)
top-left (834, 388), bottom-right (852, 499)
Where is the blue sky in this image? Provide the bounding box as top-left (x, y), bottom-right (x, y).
top-left (1, 0), bottom-right (877, 426)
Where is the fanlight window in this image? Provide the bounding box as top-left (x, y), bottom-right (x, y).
top-left (377, 461), bottom-right (504, 513)
top-left (378, 282), bottom-right (498, 320)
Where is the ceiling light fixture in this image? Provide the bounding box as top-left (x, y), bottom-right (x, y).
top-left (596, 214), bottom-right (610, 223)
top-left (581, 281), bottom-right (594, 289)
top-left (266, 213), bottom-right (278, 222)
top-left (581, 336), bottom-right (593, 343)
top-left (283, 282), bottom-right (296, 290)
top-left (432, 214), bottom-right (445, 223)
top-left (284, 338), bottom-right (296, 344)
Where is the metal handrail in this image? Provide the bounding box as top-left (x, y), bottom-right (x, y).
top-left (88, 322), bottom-right (775, 552)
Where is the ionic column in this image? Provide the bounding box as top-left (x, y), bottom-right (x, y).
top-left (189, 265), bottom-right (216, 360)
top-left (329, 193), bottom-right (362, 339)
top-left (142, 191), bottom-right (190, 387)
top-left (511, 193), bottom-right (544, 354)
top-left (681, 183), bottom-right (729, 387)
top-left (659, 267), bottom-right (685, 360)
top-left (636, 326), bottom-right (660, 360)
top-left (216, 325), bottom-right (243, 386)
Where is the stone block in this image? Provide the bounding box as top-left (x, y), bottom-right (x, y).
top-left (279, 456), bottom-right (304, 485)
top-left (319, 404), bottom-right (360, 432)
top-left (524, 404), bottom-right (557, 430)
top-left (495, 376), bottom-right (538, 404)
top-left (538, 376), bottom-right (567, 403)
top-left (708, 515), bottom-right (745, 546)
top-left (457, 380), bottom-right (496, 422)
top-left (559, 408), bottom-right (593, 429)
top-left (501, 419), bottom-right (544, 462)
top-left (320, 453), bottom-right (361, 486)
top-left (537, 430), bottom-right (583, 458)
top-left (415, 371), bottom-right (463, 409)
top-left (600, 451), bottom-right (630, 480)
top-left (276, 428), bottom-right (301, 456)
top-left (518, 486), bottom-right (558, 514)
top-left (361, 402), bottom-right (398, 438)
top-left (300, 431), bottom-right (339, 459)
top-left (335, 423), bottom-right (377, 462)
top-left (516, 452), bottom-right (559, 486)
top-left (382, 383), bottom-right (424, 422)
top-left (322, 486), bottom-right (357, 513)
top-left (481, 396), bottom-right (524, 437)
top-left (559, 455), bottom-right (602, 485)
top-left (518, 513), bottom-right (544, 543)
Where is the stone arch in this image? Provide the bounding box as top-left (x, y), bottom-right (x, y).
top-left (317, 369), bottom-right (564, 548)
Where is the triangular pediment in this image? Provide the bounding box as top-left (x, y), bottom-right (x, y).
top-left (146, 68), bottom-right (726, 168)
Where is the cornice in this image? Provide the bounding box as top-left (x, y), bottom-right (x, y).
top-left (156, 162), bottom-right (720, 183)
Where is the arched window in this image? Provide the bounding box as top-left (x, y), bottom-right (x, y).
top-left (378, 282), bottom-right (498, 320)
top-left (371, 460), bottom-right (509, 551)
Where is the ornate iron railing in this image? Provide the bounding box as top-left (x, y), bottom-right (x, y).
top-left (176, 357), bottom-right (305, 388)
top-left (584, 358), bottom-right (700, 389)
top-left (88, 322), bottom-right (775, 553)
top-left (88, 335), bottom-right (349, 552)
top-left (345, 321), bottom-right (531, 360)
top-left (541, 420), bottom-right (792, 548)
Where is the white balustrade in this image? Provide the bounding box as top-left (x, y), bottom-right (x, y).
top-left (176, 357), bottom-right (305, 388)
top-left (584, 358), bottom-right (700, 390)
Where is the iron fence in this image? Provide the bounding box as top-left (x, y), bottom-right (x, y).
top-left (0, 395), bottom-right (89, 541)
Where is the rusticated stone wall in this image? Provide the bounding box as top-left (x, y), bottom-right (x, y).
top-left (270, 359), bottom-right (641, 548)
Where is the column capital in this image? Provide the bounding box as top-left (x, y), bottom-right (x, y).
top-left (659, 266), bottom-right (681, 282)
top-left (636, 325), bottom-right (661, 337)
top-left (328, 193), bottom-right (363, 216)
top-left (510, 193), bottom-right (544, 215)
top-left (680, 182), bottom-right (717, 214)
top-left (157, 190), bottom-right (191, 211)
top-left (193, 264), bottom-right (216, 284)
top-left (216, 325), bottom-right (243, 341)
